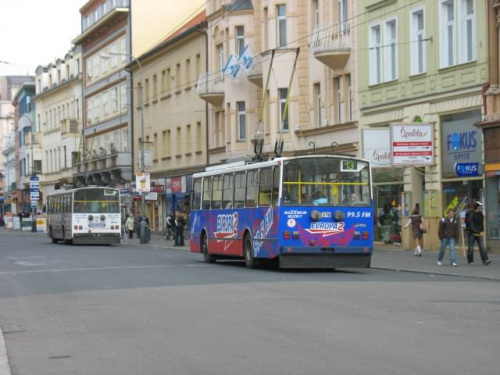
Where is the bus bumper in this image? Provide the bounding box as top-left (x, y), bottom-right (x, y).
top-left (73, 233), bottom-right (121, 245)
top-left (279, 253), bottom-right (371, 269)
top-left (278, 246), bottom-right (372, 269)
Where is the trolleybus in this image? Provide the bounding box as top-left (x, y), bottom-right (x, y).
top-left (189, 155), bottom-right (373, 269)
top-left (47, 186), bottom-right (121, 245)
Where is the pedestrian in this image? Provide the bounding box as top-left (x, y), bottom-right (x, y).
top-left (125, 213), bottom-right (135, 239)
top-left (135, 213), bottom-right (141, 238)
top-left (174, 211), bottom-right (185, 246)
top-left (404, 206), bottom-right (425, 256)
top-left (437, 209), bottom-right (459, 266)
top-left (465, 202), bottom-right (491, 266)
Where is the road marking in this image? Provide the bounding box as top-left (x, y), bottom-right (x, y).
top-left (0, 263), bottom-right (209, 275)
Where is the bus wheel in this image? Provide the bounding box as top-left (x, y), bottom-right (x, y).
top-left (50, 228), bottom-right (57, 244)
top-left (202, 234), bottom-right (215, 263)
top-left (244, 234), bottom-right (256, 269)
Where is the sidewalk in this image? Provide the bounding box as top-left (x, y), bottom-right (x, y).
top-left (139, 233), bottom-right (500, 281)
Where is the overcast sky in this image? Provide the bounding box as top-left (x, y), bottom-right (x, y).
top-left (0, 0), bottom-right (82, 76)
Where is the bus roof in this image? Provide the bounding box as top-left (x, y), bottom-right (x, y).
top-left (192, 154), bottom-right (370, 178)
top-left (46, 186), bottom-right (119, 197)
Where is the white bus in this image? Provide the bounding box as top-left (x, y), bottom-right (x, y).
top-left (47, 187), bottom-right (121, 245)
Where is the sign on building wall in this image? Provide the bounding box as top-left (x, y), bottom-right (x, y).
top-left (166, 176), bottom-right (186, 194)
top-left (136, 172), bottom-right (151, 193)
top-left (391, 123), bottom-right (434, 166)
top-left (441, 110), bottom-right (483, 178)
top-left (362, 129), bottom-right (391, 167)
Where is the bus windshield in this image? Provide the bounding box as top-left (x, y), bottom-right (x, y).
top-left (74, 188), bottom-right (120, 213)
top-left (282, 157), bottom-right (370, 206)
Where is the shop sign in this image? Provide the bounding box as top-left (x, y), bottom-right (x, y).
top-left (166, 176), bottom-right (186, 194)
top-left (362, 129), bottom-right (391, 167)
top-left (150, 184), bottom-right (165, 194)
top-left (454, 162), bottom-right (479, 177)
top-left (441, 110), bottom-right (483, 177)
top-left (391, 123), bottom-right (434, 165)
top-left (145, 192), bottom-right (158, 200)
top-left (136, 172), bottom-right (150, 193)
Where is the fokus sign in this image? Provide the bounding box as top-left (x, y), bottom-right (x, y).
top-left (391, 123), bottom-right (434, 166)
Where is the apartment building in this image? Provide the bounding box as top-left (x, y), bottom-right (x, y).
top-left (71, 0), bottom-right (206, 218)
top-left (475, 0), bottom-right (500, 252)
top-left (10, 83), bottom-right (38, 214)
top-left (357, 0), bottom-right (488, 251)
top-left (0, 76), bottom-right (33, 213)
top-left (33, 46), bottom-right (83, 206)
top-left (198, 0), bottom-right (357, 166)
top-left (126, 12), bottom-right (208, 230)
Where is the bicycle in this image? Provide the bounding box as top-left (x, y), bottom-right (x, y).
top-left (161, 225), bottom-right (174, 241)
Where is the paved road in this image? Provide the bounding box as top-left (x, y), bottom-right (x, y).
top-left (0, 231), bottom-right (499, 375)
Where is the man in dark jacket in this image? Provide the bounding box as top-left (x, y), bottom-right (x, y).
top-left (437, 210), bottom-right (459, 266)
top-left (465, 202), bottom-right (491, 266)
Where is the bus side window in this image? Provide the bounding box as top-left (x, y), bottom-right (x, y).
top-left (258, 168), bottom-right (273, 207)
top-left (212, 175), bottom-right (223, 209)
top-left (272, 167), bottom-right (280, 206)
top-left (202, 177), bottom-right (212, 209)
top-left (222, 174), bottom-right (234, 209)
top-left (246, 170), bottom-right (258, 208)
top-left (234, 172), bottom-right (245, 208)
top-left (192, 179), bottom-right (202, 210)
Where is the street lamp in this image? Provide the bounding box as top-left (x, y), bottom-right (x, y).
top-left (20, 113), bottom-right (38, 232)
top-left (100, 52), bottom-right (147, 241)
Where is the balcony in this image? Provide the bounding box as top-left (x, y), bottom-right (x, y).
top-left (73, 151), bottom-right (132, 187)
top-left (73, 0), bottom-right (130, 45)
top-left (197, 72), bottom-right (225, 106)
top-left (310, 22), bottom-right (351, 71)
top-left (61, 118), bottom-right (79, 135)
top-left (25, 132), bottom-right (42, 146)
top-left (247, 55), bottom-right (263, 88)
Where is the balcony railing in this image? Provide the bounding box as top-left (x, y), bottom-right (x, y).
top-left (310, 22), bottom-right (351, 70)
top-left (82, 0), bottom-right (130, 33)
top-left (25, 132), bottom-right (42, 146)
top-left (197, 72), bottom-right (225, 106)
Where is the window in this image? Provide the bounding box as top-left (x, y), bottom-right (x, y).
top-left (439, 0), bottom-right (474, 68)
top-left (192, 179), bottom-right (202, 210)
top-left (440, 0), bottom-right (455, 67)
top-left (278, 88), bottom-right (288, 131)
top-left (312, 0), bottom-right (320, 29)
top-left (152, 75), bottom-right (157, 100)
top-left (102, 91), bottom-right (109, 116)
top-left (335, 76), bottom-right (343, 123)
top-left (369, 24), bottom-right (382, 85)
top-left (277, 5), bottom-right (287, 47)
top-left (259, 168), bottom-right (273, 207)
top-left (202, 177), bottom-right (212, 209)
top-left (236, 26), bottom-right (245, 57)
top-left (313, 83), bottom-right (322, 127)
top-left (410, 8), bottom-right (425, 75)
top-left (217, 44), bottom-right (225, 76)
top-left (347, 74), bottom-right (353, 121)
top-left (237, 101), bottom-right (246, 140)
top-left (212, 175), bottom-right (223, 209)
top-left (112, 87), bottom-right (118, 112)
top-left (461, 0), bottom-right (475, 63)
top-left (234, 172), bottom-right (246, 208)
top-left (185, 59), bottom-right (190, 87)
top-left (338, 0), bottom-right (347, 32)
top-left (384, 19), bottom-right (397, 81)
top-left (246, 170), bottom-right (259, 207)
top-left (222, 174), bottom-right (234, 209)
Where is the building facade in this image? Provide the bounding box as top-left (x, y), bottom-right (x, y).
top-left (0, 76), bottom-right (34, 214)
top-left (12, 83), bottom-right (39, 214)
top-left (127, 12), bottom-right (208, 230)
top-left (357, 0), bottom-right (488, 251)
top-left (33, 46), bottom-right (83, 208)
top-left (198, 0), bottom-right (358, 168)
top-left (476, 0), bottom-right (500, 252)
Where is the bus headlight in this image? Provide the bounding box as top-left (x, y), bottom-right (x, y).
top-left (333, 210), bottom-right (344, 221)
top-left (310, 210), bottom-right (321, 221)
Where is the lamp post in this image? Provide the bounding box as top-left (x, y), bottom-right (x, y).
top-left (101, 52), bottom-right (147, 241)
top-left (20, 114), bottom-right (38, 232)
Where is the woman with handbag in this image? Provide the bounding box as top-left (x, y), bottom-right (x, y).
top-left (404, 206), bottom-right (425, 256)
